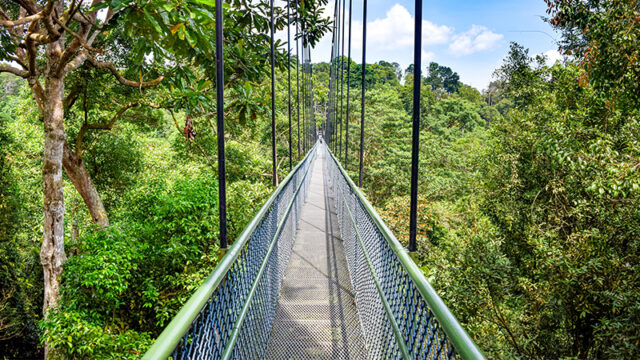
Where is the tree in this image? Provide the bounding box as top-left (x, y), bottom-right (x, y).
top-left (405, 64), bottom-right (414, 77)
top-left (494, 43), bottom-right (547, 107)
top-left (425, 62), bottom-right (461, 94)
top-left (545, 0), bottom-right (640, 112)
top-left (457, 84), bottom-right (483, 104)
top-left (426, 97), bottom-right (485, 137)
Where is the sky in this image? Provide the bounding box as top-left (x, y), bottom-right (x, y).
top-left (288, 0), bottom-right (563, 91)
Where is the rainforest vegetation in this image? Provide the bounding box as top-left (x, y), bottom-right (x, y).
top-left (1, 0), bottom-right (639, 359)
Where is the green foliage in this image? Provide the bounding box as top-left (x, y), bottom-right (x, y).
top-left (40, 154), bottom-right (271, 357)
top-left (425, 97), bottom-right (485, 137)
top-left (425, 62), bottom-right (462, 94)
top-left (83, 127), bottom-right (145, 210)
top-left (63, 226), bottom-right (145, 312)
top-left (457, 84), bottom-right (484, 104)
top-left (546, 0), bottom-right (640, 113)
top-left (41, 309), bottom-right (152, 360)
top-left (0, 76), bottom-right (43, 358)
top-left (476, 55), bottom-right (640, 357)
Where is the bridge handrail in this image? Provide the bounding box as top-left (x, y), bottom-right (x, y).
top-left (326, 145), bottom-right (485, 360)
top-left (143, 142), bottom-right (318, 360)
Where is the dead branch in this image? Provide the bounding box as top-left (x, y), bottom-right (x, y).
top-left (169, 109), bottom-right (217, 170)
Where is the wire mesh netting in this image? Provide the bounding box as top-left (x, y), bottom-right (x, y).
top-left (264, 146), bottom-right (367, 360)
top-left (325, 144), bottom-right (459, 360)
top-left (169, 145), bottom-right (317, 360)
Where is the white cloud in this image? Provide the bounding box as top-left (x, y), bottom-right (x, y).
top-left (367, 4), bottom-right (452, 50)
top-left (422, 50), bottom-right (435, 63)
top-left (543, 49), bottom-right (563, 64)
top-left (449, 25), bottom-right (503, 56)
top-left (423, 20), bottom-right (453, 46)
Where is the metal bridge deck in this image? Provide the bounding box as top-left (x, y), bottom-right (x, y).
top-left (265, 149), bottom-right (367, 359)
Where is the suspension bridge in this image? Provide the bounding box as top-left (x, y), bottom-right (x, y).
top-left (143, 0), bottom-right (484, 358)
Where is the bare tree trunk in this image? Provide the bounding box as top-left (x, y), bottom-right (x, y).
top-left (40, 27), bottom-right (68, 358)
top-left (63, 143), bottom-right (109, 226)
top-left (41, 74), bottom-right (66, 359)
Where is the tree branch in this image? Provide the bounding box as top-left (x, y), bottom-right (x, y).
top-left (0, 64), bottom-right (28, 78)
top-left (14, 0), bottom-right (42, 16)
top-left (24, 19), bottom-right (39, 77)
top-left (28, 81), bottom-right (45, 114)
top-left (64, 50), bottom-right (89, 74)
top-left (40, 1), bottom-right (61, 39)
top-left (64, 87), bottom-right (81, 110)
top-left (87, 57), bottom-right (164, 89)
top-left (75, 103), bottom-right (140, 156)
top-left (54, 15), bottom-right (100, 76)
top-left (0, 13), bottom-right (41, 27)
top-left (9, 56), bottom-right (28, 70)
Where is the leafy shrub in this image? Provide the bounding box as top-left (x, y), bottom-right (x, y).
top-left (41, 309), bottom-right (151, 360)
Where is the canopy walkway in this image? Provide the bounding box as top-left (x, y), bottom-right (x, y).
top-left (143, 143), bottom-right (483, 359)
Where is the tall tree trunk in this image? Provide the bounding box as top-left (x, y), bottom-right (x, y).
top-left (63, 143), bottom-right (109, 226)
top-left (41, 29), bottom-right (67, 358)
top-left (41, 75), bottom-right (66, 359)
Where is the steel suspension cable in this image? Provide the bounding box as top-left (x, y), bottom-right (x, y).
top-left (296, 1), bottom-right (301, 159)
top-left (309, 52), bottom-right (315, 142)
top-left (326, 31), bottom-right (335, 142)
top-left (333, 0), bottom-right (340, 153)
top-left (287, 0), bottom-right (292, 171)
top-left (308, 43), bottom-right (311, 147)
top-left (326, 39), bottom-right (333, 140)
top-left (270, 0), bottom-right (277, 186)
top-left (330, 33), bottom-right (336, 145)
top-left (302, 28), bottom-right (307, 153)
top-left (331, 1), bottom-right (337, 151)
top-left (409, 0), bottom-right (423, 252)
top-left (338, 0), bottom-right (347, 159)
top-left (358, 0), bottom-right (367, 187)
top-left (307, 47), bottom-right (314, 149)
top-left (344, 0), bottom-right (352, 168)
top-left (215, 0), bottom-right (227, 248)
top-left (305, 29), bottom-right (309, 153)
top-left (306, 50), bottom-right (309, 148)
top-left (331, 0), bottom-right (339, 150)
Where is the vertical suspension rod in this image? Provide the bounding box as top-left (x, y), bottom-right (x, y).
top-left (296, 1), bottom-right (301, 159)
top-left (287, 0), bottom-right (293, 171)
top-left (301, 27), bottom-right (306, 153)
top-left (215, 0), bottom-right (227, 248)
top-left (409, 0), bottom-right (423, 252)
top-left (270, 0), bottom-right (277, 186)
top-left (339, 0), bottom-right (345, 157)
top-left (333, 0), bottom-right (340, 152)
top-left (310, 53), bottom-right (314, 143)
top-left (344, 0), bottom-right (352, 167)
top-left (358, 0), bottom-right (367, 187)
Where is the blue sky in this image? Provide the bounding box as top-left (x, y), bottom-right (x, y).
top-left (305, 0), bottom-right (561, 90)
